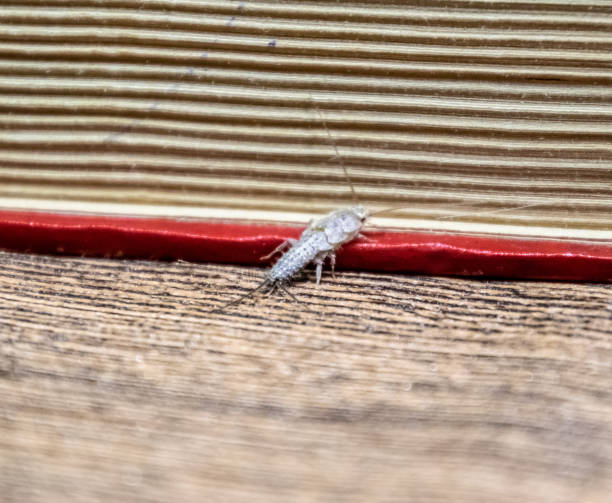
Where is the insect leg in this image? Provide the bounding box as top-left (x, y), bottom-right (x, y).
top-left (314, 251), bottom-right (336, 285)
top-left (260, 238), bottom-right (298, 261)
top-left (314, 257), bottom-right (324, 286)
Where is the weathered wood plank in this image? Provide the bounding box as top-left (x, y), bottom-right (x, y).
top-left (0, 250), bottom-right (610, 502)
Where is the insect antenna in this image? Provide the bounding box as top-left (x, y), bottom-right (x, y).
top-left (211, 278), bottom-right (270, 313)
top-left (434, 201), bottom-right (552, 220)
top-left (367, 205), bottom-right (413, 218)
top-left (312, 102), bottom-right (360, 204)
top-left (368, 201), bottom-right (553, 220)
top-left (277, 283), bottom-right (301, 304)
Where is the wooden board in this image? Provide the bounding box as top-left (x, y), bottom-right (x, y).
top-left (1, 250), bottom-right (611, 502)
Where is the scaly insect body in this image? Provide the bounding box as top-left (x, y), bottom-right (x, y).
top-left (270, 205), bottom-right (369, 285)
top-left (215, 105), bottom-right (371, 311)
top-left (217, 205), bottom-right (369, 310)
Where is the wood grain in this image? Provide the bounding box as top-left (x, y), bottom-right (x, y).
top-left (0, 250), bottom-right (611, 502)
top-left (0, 0), bottom-right (611, 240)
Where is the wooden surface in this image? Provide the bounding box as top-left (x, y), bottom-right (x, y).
top-left (0, 250), bottom-right (611, 502)
top-left (1, 0), bottom-right (611, 240)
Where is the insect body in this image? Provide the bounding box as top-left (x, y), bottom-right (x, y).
top-left (217, 205), bottom-right (369, 310)
top-left (270, 205), bottom-right (369, 285)
top-left (214, 104), bottom-right (371, 311)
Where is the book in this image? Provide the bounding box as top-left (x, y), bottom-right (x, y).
top-left (0, 0), bottom-right (610, 279)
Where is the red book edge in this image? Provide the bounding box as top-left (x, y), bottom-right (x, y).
top-left (0, 210), bottom-right (610, 282)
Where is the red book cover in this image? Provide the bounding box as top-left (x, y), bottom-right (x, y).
top-left (1, 210), bottom-right (610, 282)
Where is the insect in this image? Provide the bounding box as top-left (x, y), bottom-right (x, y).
top-left (215, 107), bottom-right (373, 312)
top-left (213, 104), bottom-right (547, 312)
top-left (216, 204), bottom-right (370, 311)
